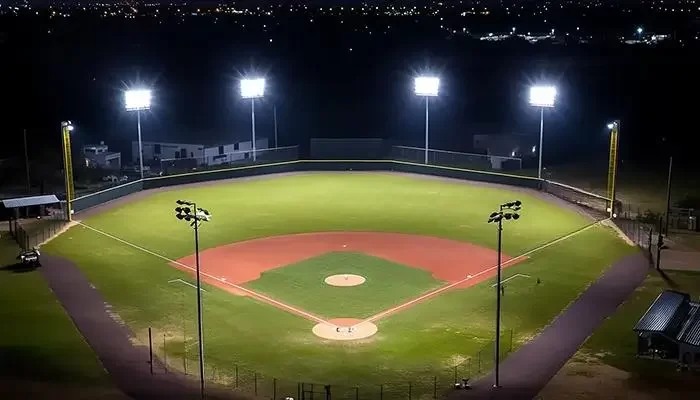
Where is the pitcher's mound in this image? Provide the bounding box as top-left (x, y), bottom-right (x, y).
top-left (312, 318), bottom-right (377, 341)
top-left (324, 274), bottom-right (366, 287)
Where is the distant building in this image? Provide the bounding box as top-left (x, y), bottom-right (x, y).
top-left (132, 137), bottom-right (269, 167)
top-left (82, 142), bottom-right (121, 170)
top-left (473, 133), bottom-right (536, 170)
top-left (634, 290), bottom-right (700, 368)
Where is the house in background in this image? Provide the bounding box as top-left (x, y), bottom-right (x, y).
top-left (82, 142), bottom-right (121, 170)
top-left (634, 290), bottom-right (700, 368)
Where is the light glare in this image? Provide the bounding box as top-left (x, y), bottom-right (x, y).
top-left (125, 89), bottom-right (152, 111)
top-left (414, 77), bottom-right (439, 97)
top-left (241, 78), bottom-right (266, 99)
top-left (529, 86), bottom-right (557, 108)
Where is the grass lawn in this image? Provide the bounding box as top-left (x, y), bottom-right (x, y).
top-left (0, 234), bottom-right (119, 398)
top-left (539, 269), bottom-right (700, 398)
top-left (42, 173), bottom-right (635, 398)
top-left (245, 252), bottom-right (444, 319)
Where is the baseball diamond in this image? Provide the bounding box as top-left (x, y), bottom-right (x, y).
top-left (42, 172), bottom-right (635, 399)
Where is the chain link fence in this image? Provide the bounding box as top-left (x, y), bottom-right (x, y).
top-left (144, 324), bottom-right (514, 400)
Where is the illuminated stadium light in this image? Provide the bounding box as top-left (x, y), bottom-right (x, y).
top-left (124, 88), bottom-right (153, 180)
top-left (529, 85), bottom-right (556, 108)
top-left (239, 78), bottom-right (267, 161)
top-left (529, 85), bottom-right (557, 179)
top-left (414, 76), bottom-right (440, 164)
top-left (414, 76), bottom-right (439, 97)
top-left (240, 78), bottom-right (266, 99)
top-left (124, 89), bottom-right (152, 111)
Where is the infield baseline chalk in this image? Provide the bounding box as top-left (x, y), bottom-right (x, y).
top-left (360, 219), bottom-right (608, 325)
top-left (168, 278), bottom-right (208, 292)
top-left (489, 274), bottom-right (531, 288)
top-left (75, 222), bottom-right (330, 326)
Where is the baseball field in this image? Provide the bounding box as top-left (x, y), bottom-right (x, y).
top-left (42, 172), bottom-right (635, 398)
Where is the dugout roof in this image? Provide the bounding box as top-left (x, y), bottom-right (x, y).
top-left (635, 290), bottom-right (700, 347)
top-left (1, 195), bottom-right (60, 209)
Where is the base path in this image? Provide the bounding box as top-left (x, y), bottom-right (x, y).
top-left (452, 252), bottom-right (649, 400)
top-left (173, 232), bottom-right (521, 323)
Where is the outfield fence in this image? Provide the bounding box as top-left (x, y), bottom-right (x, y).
top-left (390, 146), bottom-right (522, 172)
top-left (145, 324), bottom-right (514, 400)
top-left (160, 145), bottom-right (300, 175)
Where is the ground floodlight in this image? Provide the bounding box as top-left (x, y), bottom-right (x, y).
top-left (607, 122), bottom-right (615, 130)
top-left (183, 207), bottom-right (191, 214)
top-left (414, 77), bottom-right (440, 97)
top-left (176, 214), bottom-right (184, 220)
top-left (490, 212), bottom-right (499, 218)
top-left (175, 207), bottom-right (182, 213)
top-left (514, 200), bottom-right (522, 206)
top-left (241, 78), bottom-right (266, 99)
top-left (505, 213), bottom-right (512, 220)
top-left (529, 86), bottom-right (556, 108)
top-left (124, 89), bottom-right (152, 111)
top-left (513, 213), bottom-right (520, 220)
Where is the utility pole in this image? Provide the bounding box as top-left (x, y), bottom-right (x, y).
top-left (23, 129), bottom-right (31, 193)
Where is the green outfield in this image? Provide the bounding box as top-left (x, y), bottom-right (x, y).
top-left (41, 172), bottom-right (637, 397)
top-left (245, 252), bottom-right (444, 319)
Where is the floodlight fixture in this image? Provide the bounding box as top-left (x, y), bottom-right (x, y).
top-left (240, 78), bottom-right (266, 99)
top-left (529, 85), bottom-right (557, 108)
top-left (637, 27), bottom-right (643, 34)
top-left (414, 76), bottom-right (440, 97)
top-left (124, 89), bottom-right (153, 111)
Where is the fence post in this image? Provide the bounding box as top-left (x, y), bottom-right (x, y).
top-left (380, 384), bottom-right (383, 400)
top-left (255, 372), bottom-right (258, 396)
top-left (148, 327), bottom-right (153, 375)
top-left (273, 378), bottom-right (277, 400)
top-left (408, 381), bottom-right (412, 400)
top-left (454, 365), bottom-right (457, 384)
top-left (433, 376), bottom-right (437, 399)
top-left (235, 365), bottom-right (239, 388)
top-left (510, 329), bottom-right (514, 353)
top-left (477, 350), bottom-right (481, 373)
top-left (355, 386), bottom-right (359, 400)
top-left (163, 333), bottom-right (167, 373)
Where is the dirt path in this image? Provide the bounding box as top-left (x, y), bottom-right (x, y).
top-left (40, 255), bottom-right (250, 400)
top-left (451, 252), bottom-right (649, 400)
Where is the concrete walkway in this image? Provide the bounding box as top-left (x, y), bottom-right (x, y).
top-left (452, 252), bottom-right (650, 400)
top-left (40, 255), bottom-right (248, 400)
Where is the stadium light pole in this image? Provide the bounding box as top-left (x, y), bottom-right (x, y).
top-left (529, 86), bottom-right (557, 179)
top-left (124, 89), bottom-right (153, 179)
top-left (487, 200), bottom-right (522, 389)
top-left (414, 76), bottom-right (440, 164)
top-left (240, 78), bottom-right (266, 162)
top-left (175, 200), bottom-right (212, 399)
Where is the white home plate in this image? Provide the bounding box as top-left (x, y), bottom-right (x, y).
top-left (324, 274), bottom-right (366, 287)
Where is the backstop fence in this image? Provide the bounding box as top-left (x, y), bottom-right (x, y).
top-left (145, 324), bottom-right (514, 400)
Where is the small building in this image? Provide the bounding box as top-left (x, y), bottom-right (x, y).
top-left (634, 290), bottom-right (700, 367)
top-left (133, 138), bottom-right (269, 167)
top-left (82, 142), bottom-right (121, 170)
top-left (473, 133), bottom-right (533, 170)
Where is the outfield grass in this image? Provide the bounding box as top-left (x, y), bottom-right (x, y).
top-left (0, 234), bottom-right (115, 395)
top-left (42, 173), bottom-right (636, 397)
top-left (245, 252), bottom-right (444, 319)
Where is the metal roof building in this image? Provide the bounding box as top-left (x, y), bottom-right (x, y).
top-left (634, 290), bottom-right (700, 367)
top-left (1, 195), bottom-right (60, 209)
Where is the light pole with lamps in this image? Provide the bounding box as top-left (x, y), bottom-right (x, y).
top-left (529, 86), bottom-right (557, 179)
top-left (487, 200), bottom-right (522, 388)
top-left (124, 89), bottom-right (153, 179)
top-left (175, 200), bottom-right (212, 399)
top-left (414, 76), bottom-right (440, 164)
top-left (240, 78), bottom-right (266, 162)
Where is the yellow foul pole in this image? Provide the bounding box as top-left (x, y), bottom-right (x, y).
top-left (61, 122), bottom-right (75, 221)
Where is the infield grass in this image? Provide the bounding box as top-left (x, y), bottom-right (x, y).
top-left (245, 252), bottom-right (445, 318)
top-left (42, 173), bottom-right (637, 397)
